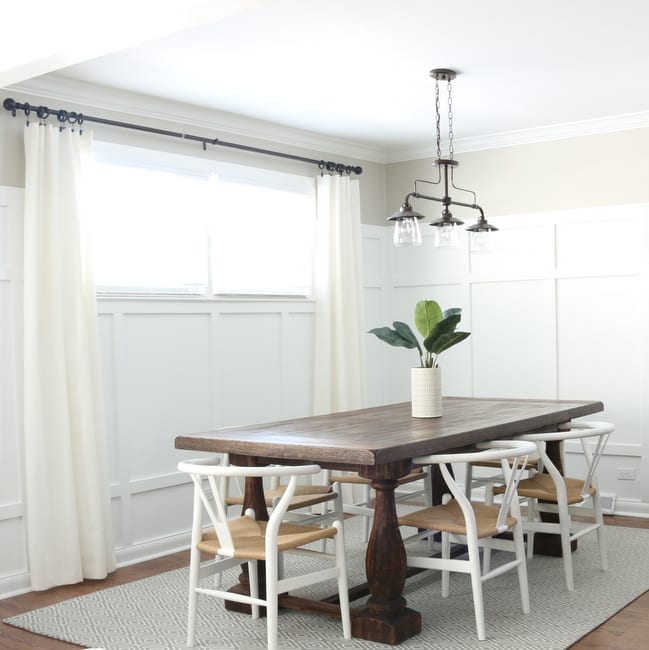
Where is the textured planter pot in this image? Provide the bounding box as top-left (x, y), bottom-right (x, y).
top-left (411, 367), bottom-right (442, 418)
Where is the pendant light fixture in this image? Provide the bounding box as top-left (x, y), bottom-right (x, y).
top-left (388, 68), bottom-right (498, 249)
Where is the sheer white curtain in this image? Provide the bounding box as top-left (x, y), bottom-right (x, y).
top-left (22, 123), bottom-right (114, 590)
top-left (313, 174), bottom-right (365, 414)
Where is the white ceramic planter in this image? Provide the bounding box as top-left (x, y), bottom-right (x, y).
top-left (411, 367), bottom-right (442, 418)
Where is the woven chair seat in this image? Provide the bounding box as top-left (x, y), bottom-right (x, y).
top-left (198, 517), bottom-right (338, 560)
top-left (398, 499), bottom-right (517, 539)
top-left (225, 484), bottom-right (336, 510)
top-left (494, 472), bottom-right (595, 505)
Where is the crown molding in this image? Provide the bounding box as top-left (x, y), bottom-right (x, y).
top-left (7, 74), bottom-right (649, 166)
top-left (385, 111), bottom-right (649, 163)
top-left (4, 74), bottom-right (388, 164)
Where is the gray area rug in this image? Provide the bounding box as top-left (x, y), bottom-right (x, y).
top-left (5, 516), bottom-right (649, 650)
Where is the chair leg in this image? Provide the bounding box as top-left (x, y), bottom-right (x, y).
top-left (441, 531), bottom-right (450, 597)
top-left (512, 521), bottom-right (530, 614)
top-left (593, 492), bottom-right (608, 571)
top-left (482, 486), bottom-right (494, 573)
top-left (467, 536), bottom-right (487, 641)
top-left (334, 521), bottom-right (352, 639)
top-left (249, 560), bottom-right (260, 619)
top-left (186, 545), bottom-right (201, 648)
top-left (265, 552), bottom-right (279, 650)
top-left (557, 500), bottom-right (575, 591)
top-left (526, 500), bottom-right (537, 560)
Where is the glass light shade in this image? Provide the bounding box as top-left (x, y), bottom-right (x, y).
top-left (469, 229), bottom-right (494, 253)
top-left (393, 217), bottom-right (422, 246)
top-left (433, 223), bottom-right (460, 249)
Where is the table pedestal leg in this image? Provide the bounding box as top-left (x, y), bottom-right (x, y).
top-left (352, 469), bottom-right (421, 644)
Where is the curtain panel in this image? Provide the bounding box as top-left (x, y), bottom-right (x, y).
top-left (22, 123), bottom-right (115, 590)
top-left (313, 174), bottom-right (365, 415)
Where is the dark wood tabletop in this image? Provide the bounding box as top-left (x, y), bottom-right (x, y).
top-left (175, 396), bottom-right (604, 468)
top-left (175, 396), bottom-right (603, 645)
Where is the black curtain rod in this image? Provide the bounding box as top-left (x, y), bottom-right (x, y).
top-left (2, 98), bottom-right (363, 176)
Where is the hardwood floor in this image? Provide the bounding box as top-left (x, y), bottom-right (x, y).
top-left (1, 515), bottom-right (648, 649)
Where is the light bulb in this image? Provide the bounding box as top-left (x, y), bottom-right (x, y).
top-left (393, 217), bottom-right (422, 246)
top-left (469, 229), bottom-right (494, 253)
top-left (433, 223), bottom-right (459, 249)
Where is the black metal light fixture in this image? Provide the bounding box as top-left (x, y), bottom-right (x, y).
top-left (388, 68), bottom-right (498, 250)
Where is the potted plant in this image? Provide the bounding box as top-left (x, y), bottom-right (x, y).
top-left (368, 300), bottom-right (470, 417)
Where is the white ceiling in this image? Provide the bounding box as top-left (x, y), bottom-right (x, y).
top-left (5, 0), bottom-right (649, 157)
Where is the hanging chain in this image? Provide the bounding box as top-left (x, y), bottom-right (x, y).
top-left (435, 77), bottom-right (442, 160)
top-left (447, 78), bottom-right (454, 160)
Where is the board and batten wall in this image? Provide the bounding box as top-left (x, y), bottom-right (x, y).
top-left (2, 185), bottom-right (649, 598)
top-left (367, 205), bottom-right (649, 516)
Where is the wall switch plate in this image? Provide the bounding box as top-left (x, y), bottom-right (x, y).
top-left (616, 467), bottom-right (636, 481)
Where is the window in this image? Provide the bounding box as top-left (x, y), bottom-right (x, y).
top-left (86, 143), bottom-right (316, 297)
top-left (211, 171), bottom-right (315, 296)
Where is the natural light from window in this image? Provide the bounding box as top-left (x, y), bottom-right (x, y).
top-left (86, 147), bottom-right (316, 297)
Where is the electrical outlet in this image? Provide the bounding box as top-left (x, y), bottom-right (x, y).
top-left (616, 467), bottom-right (636, 481)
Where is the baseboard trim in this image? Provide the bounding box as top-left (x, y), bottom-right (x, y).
top-left (0, 532), bottom-right (194, 602)
top-left (0, 573), bottom-right (31, 600)
top-left (113, 531), bottom-right (192, 568)
top-left (612, 499), bottom-right (649, 518)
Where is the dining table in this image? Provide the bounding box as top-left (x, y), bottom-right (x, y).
top-left (175, 396), bottom-right (603, 645)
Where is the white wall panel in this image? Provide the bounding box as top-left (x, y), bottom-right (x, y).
top-left (391, 232), bottom-right (469, 286)
top-left (120, 312), bottom-right (212, 480)
top-left (361, 227), bottom-right (385, 287)
top-left (557, 276), bottom-right (649, 445)
top-left (217, 311), bottom-right (283, 426)
top-left (0, 280), bottom-right (21, 505)
top-left (364, 286), bottom-right (387, 406)
top-left (0, 518), bottom-right (26, 576)
top-left (472, 280), bottom-right (557, 399)
top-left (470, 222), bottom-right (554, 280)
top-left (98, 313), bottom-right (120, 486)
top-left (554, 204), bottom-right (649, 276)
top-left (282, 311), bottom-right (314, 419)
top-left (131, 483), bottom-right (192, 545)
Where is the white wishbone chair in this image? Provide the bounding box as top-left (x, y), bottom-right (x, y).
top-left (177, 458), bottom-right (351, 650)
top-left (397, 439), bottom-right (536, 641)
top-left (494, 420), bottom-right (614, 591)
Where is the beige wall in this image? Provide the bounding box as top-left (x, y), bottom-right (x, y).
top-left (4, 86), bottom-right (649, 228)
top-left (0, 89), bottom-right (387, 225)
top-left (386, 128), bottom-right (649, 223)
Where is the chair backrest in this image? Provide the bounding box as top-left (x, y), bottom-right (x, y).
top-left (518, 421), bottom-right (613, 500)
top-left (412, 439), bottom-right (537, 536)
top-left (177, 458), bottom-right (323, 556)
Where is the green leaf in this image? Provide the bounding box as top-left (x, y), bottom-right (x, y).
top-left (414, 300), bottom-right (443, 339)
top-left (393, 321), bottom-right (422, 356)
top-left (432, 330), bottom-right (471, 355)
top-left (422, 314), bottom-right (462, 353)
top-left (392, 321), bottom-right (419, 346)
top-left (368, 326), bottom-right (418, 349)
top-left (443, 307), bottom-right (462, 319)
